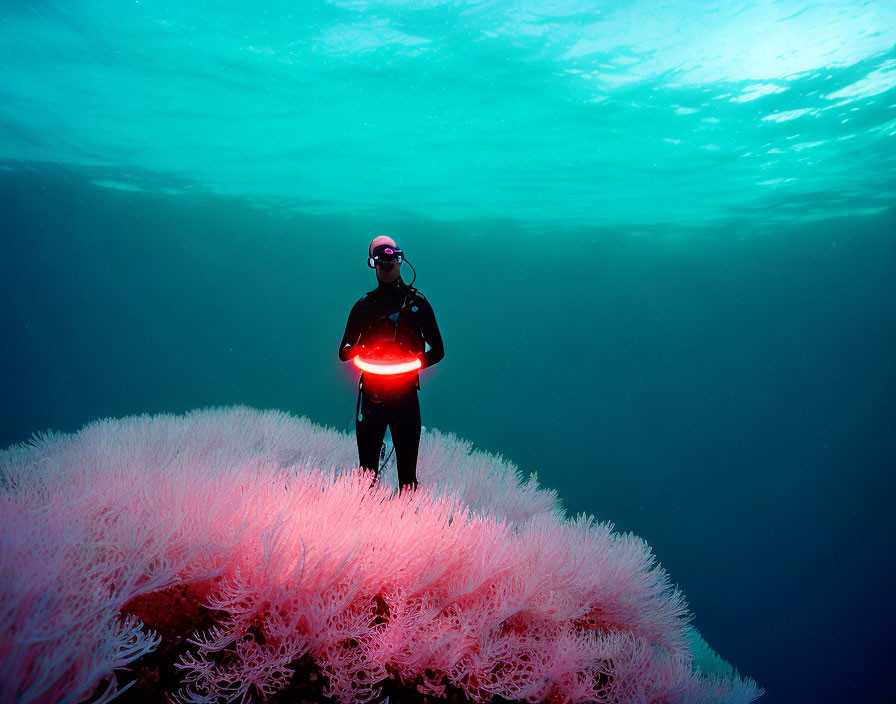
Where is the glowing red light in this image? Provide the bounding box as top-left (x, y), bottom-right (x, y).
top-left (353, 356), bottom-right (422, 375)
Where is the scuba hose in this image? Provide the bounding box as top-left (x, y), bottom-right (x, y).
top-left (403, 257), bottom-right (417, 287)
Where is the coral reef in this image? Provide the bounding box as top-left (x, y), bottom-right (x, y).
top-left (0, 406), bottom-right (762, 704)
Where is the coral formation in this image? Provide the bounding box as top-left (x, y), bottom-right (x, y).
top-left (0, 406), bottom-right (762, 704)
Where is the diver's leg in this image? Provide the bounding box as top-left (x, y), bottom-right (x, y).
top-left (390, 390), bottom-right (421, 493)
top-left (356, 391), bottom-right (388, 487)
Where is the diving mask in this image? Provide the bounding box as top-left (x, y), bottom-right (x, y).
top-left (368, 244), bottom-right (404, 269)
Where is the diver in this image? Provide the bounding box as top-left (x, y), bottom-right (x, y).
top-left (338, 236), bottom-right (444, 494)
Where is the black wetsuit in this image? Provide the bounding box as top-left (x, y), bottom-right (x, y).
top-left (338, 276), bottom-right (444, 491)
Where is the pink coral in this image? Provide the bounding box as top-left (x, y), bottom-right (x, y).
top-left (0, 406), bottom-right (762, 704)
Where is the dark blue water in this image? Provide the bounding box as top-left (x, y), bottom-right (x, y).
top-left (2, 164), bottom-right (894, 703)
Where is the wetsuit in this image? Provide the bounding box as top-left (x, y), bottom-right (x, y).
top-left (338, 276), bottom-right (444, 491)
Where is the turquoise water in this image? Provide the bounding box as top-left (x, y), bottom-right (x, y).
top-left (1, 1), bottom-right (894, 229)
top-left (2, 2), bottom-right (895, 704)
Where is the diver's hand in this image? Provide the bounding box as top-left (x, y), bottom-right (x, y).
top-left (342, 343), bottom-right (363, 361)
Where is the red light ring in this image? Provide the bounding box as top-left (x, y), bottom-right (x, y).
top-left (353, 356), bottom-right (422, 375)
